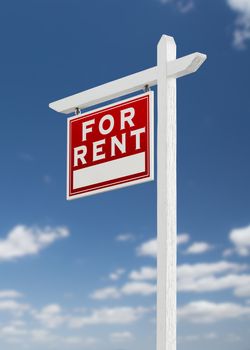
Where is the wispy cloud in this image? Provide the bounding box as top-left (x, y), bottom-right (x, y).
top-left (178, 332), bottom-right (218, 343)
top-left (121, 282), bottom-right (156, 296)
top-left (90, 287), bottom-right (121, 300)
top-left (110, 331), bottom-right (134, 343)
top-left (137, 238), bottom-right (157, 258)
top-left (109, 268), bottom-right (125, 281)
top-left (177, 0), bottom-right (194, 13)
top-left (179, 273), bottom-right (250, 295)
top-left (68, 306), bottom-right (151, 328)
top-left (0, 225), bottom-right (70, 261)
top-left (0, 323), bottom-right (99, 347)
top-left (91, 281), bottom-right (156, 300)
top-left (115, 233), bottom-right (135, 242)
top-left (136, 233), bottom-right (190, 258)
top-left (0, 290), bottom-right (23, 299)
top-left (159, 0), bottom-right (250, 48)
top-left (129, 266), bottom-right (157, 281)
top-left (159, 0), bottom-right (194, 13)
top-left (177, 233), bottom-right (190, 245)
top-left (226, 0), bottom-right (250, 49)
top-left (0, 300), bottom-right (30, 316)
top-left (228, 224), bottom-right (250, 256)
top-left (32, 304), bottom-right (66, 329)
top-left (185, 241), bottom-right (213, 254)
top-left (178, 300), bottom-right (250, 323)
top-left (64, 336), bottom-right (98, 346)
top-left (127, 261), bottom-right (250, 296)
top-left (178, 261), bottom-right (247, 280)
top-left (178, 261), bottom-right (250, 295)
top-left (93, 259), bottom-right (250, 299)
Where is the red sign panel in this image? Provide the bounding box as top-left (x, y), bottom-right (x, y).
top-left (67, 92), bottom-right (154, 199)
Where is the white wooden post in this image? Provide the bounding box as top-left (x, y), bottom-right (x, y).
top-left (157, 35), bottom-right (177, 350)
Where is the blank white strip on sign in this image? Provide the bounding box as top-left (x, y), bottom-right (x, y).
top-left (73, 152), bottom-right (146, 190)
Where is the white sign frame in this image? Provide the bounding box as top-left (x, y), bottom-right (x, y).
top-left (67, 91), bottom-right (154, 200)
top-left (49, 35), bottom-right (206, 350)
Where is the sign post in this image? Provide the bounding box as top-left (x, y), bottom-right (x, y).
top-left (157, 35), bottom-right (177, 350)
top-left (49, 34), bottom-right (206, 350)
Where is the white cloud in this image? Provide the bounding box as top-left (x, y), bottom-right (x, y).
top-left (234, 282), bottom-right (250, 297)
top-left (178, 300), bottom-right (250, 323)
top-left (68, 306), bottom-right (151, 328)
top-left (137, 234), bottom-right (190, 258)
top-left (161, 0), bottom-right (250, 47)
top-left (64, 336), bottom-right (98, 346)
top-left (32, 304), bottom-right (66, 329)
top-left (0, 321), bottom-right (28, 339)
top-left (90, 287), bottom-right (121, 300)
top-left (0, 290), bottom-right (22, 299)
top-left (178, 261), bottom-right (246, 280)
top-left (178, 332), bottom-right (218, 343)
top-left (0, 322), bottom-right (100, 347)
top-left (177, 233), bottom-right (190, 245)
top-left (110, 331), bottom-right (133, 342)
top-left (226, 333), bottom-right (242, 342)
top-left (129, 266), bottom-right (157, 281)
top-left (30, 329), bottom-right (53, 343)
top-left (137, 239), bottom-right (157, 258)
top-left (205, 332), bottom-right (218, 340)
top-left (178, 261), bottom-right (250, 294)
top-left (223, 248), bottom-right (234, 257)
top-left (179, 334), bottom-right (200, 343)
top-left (178, 0), bottom-right (194, 13)
top-left (109, 268), bottom-right (125, 281)
top-left (0, 300), bottom-right (30, 316)
top-left (116, 233), bottom-right (135, 242)
top-left (159, 0), bottom-right (194, 13)
top-left (0, 323), bottom-right (99, 347)
top-left (121, 282), bottom-right (156, 296)
top-left (92, 261), bottom-right (249, 299)
top-left (229, 225), bottom-right (250, 256)
top-left (130, 261), bottom-right (243, 283)
top-left (0, 325), bottom-right (27, 337)
top-left (226, 0), bottom-right (250, 48)
top-left (91, 280), bottom-right (156, 300)
top-left (179, 273), bottom-right (250, 294)
top-left (185, 241), bottom-right (213, 254)
top-left (0, 225), bottom-right (70, 261)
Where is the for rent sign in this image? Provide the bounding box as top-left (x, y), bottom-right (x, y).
top-left (67, 92), bottom-right (154, 199)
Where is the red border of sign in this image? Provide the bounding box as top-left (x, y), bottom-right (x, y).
top-left (67, 91), bottom-right (154, 200)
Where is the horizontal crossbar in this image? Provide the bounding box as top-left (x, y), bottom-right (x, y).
top-left (49, 52), bottom-right (206, 114)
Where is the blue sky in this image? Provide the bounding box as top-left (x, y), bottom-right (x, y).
top-left (0, 0), bottom-right (250, 349)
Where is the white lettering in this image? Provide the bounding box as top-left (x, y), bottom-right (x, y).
top-left (82, 119), bottom-right (95, 141)
top-left (111, 134), bottom-right (126, 157)
top-left (121, 107), bottom-right (135, 129)
top-left (74, 146), bottom-right (87, 167)
top-left (99, 114), bottom-right (114, 135)
top-left (130, 128), bottom-right (145, 150)
top-left (93, 139), bottom-right (105, 161)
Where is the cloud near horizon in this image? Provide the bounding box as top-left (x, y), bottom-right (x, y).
top-left (0, 225), bottom-right (70, 261)
top-left (178, 300), bottom-right (250, 323)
